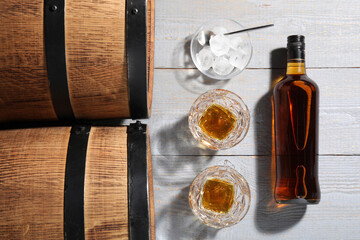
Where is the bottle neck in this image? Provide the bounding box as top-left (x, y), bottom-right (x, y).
top-left (286, 60), bottom-right (306, 75)
top-left (286, 45), bottom-right (306, 75)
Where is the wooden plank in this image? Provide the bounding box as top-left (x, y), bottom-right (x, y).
top-left (66, 0), bottom-right (130, 119)
top-left (147, 134), bottom-right (156, 240)
top-left (85, 127), bottom-right (129, 239)
top-left (154, 0), bottom-right (360, 68)
top-left (147, 0), bottom-right (155, 116)
top-left (0, 127), bottom-right (71, 239)
top-left (149, 68), bottom-right (360, 156)
top-left (0, 0), bottom-right (57, 122)
top-left (152, 155), bottom-right (360, 240)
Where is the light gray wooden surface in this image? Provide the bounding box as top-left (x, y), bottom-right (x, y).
top-left (149, 0), bottom-right (360, 239)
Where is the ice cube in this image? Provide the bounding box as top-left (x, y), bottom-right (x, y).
top-left (228, 36), bottom-right (245, 50)
top-left (228, 49), bottom-right (247, 69)
top-left (209, 34), bottom-right (230, 56)
top-left (196, 47), bottom-right (214, 70)
top-left (212, 56), bottom-right (234, 75)
top-left (197, 31), bottom-right (206, 46)
top-left (212, 27), bottom-right (227, 35)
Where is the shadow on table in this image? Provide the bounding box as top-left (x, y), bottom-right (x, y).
top-left (254, 48), bottom-right (307, 233)
top-left (153, 117), bottom-right (219, 239)
top-left (153, 116), bottom-right (216, 185)
top-left (156, 186), bottom-right (219, 240)
top-left (172, 36), bottom-right (230, 94)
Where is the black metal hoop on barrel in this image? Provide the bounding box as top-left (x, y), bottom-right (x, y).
top-left (126, 0), bottom-right (149, 119)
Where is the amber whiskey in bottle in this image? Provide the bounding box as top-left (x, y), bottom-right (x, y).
top-left (273, 35), bottom-right (320, 204)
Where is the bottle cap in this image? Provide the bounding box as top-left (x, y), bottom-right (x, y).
top-left (287, 35), bottom-right (305, 49)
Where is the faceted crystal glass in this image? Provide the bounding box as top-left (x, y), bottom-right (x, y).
top-left (189, 162), bottom-right (251, 228)
top-left (189, 89), bottom-right (250, 150)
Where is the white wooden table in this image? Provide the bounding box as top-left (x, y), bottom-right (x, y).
top-left (148, 1), bottom-right (360, 239)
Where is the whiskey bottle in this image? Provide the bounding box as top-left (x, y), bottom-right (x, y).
top-left (273, 35), bottom-right (320, 204)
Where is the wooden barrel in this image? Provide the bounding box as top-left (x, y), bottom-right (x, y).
top-left (0, 122), bottom-right (155, 240)
top-left (0, 0), bottom-right (154, 122)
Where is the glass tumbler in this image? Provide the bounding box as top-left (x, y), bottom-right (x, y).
top-left (190, 19), bottom-right (253, 80)
top-left (189, 161), bottom-right (251, 228)
top-left (188, 89), bottom-right (250, 150)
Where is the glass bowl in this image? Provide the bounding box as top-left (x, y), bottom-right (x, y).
top-left (188, 89), bottom-right (250, 150)
top-left (189, 161), bottom-right (251, 229)
top-left (190, 19), bottom-right (253, 80)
